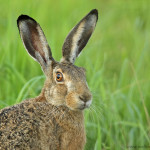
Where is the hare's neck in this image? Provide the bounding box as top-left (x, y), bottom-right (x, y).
top-left (33, 90), bottom-right (84, 128)
top-left (53, 106), bottom-right (85, 134)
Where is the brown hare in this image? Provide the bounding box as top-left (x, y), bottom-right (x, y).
top-left (0, 9), bottom-right (98, 150)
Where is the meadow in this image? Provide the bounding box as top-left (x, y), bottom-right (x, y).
top-left (0, 0), bottom-right (150, 149)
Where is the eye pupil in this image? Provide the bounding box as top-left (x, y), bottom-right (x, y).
top-left (56, 72), bottom-right (63, 82)
top-left (57, 74), bottom-right (61, 79)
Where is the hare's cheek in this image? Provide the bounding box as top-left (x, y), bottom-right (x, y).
top-left (65, 92), bottom-right (79, 110)
top-left (51, 85), bottom-right (67, 103)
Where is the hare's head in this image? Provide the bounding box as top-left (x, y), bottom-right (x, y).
top-left (17, 9), bottom-right (98, 111)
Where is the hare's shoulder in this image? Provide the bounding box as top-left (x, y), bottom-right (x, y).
top-left (0, 98), bottom-right (55, 125)
top-left (0, 99), bottom-right (42, 134)
top-left (0, 99), bottom-right (36, 120)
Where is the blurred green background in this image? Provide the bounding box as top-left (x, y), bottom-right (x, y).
top-left (0, 0), bottom-right (150, 149)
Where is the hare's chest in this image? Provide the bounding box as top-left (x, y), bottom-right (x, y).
top-left (37, 119), bottom-right (62, 150)
top-left (59, 125), bottom-right (86, 150)
top-left (38, 120), bottom-right (86, 150)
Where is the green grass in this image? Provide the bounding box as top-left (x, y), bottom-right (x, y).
top-left (0, 0), bottom-right (150, 149)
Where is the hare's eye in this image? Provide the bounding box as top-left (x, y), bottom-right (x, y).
top-left (56, 72), bottom-right (63, 82)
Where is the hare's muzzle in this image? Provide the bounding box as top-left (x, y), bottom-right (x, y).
top-left (78, 93), bottom-right (92, 110)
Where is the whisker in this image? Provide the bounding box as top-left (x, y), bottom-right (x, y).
top-left (90, 105), bottom-right (102, 122)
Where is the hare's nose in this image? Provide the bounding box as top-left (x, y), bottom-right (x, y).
top-left (79, 95), bottom-right (92, 109)
top-left (79, 93), bottom-right (92, 102)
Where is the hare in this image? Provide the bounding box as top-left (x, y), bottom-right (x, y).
top-left (0, 9), bottom-right (98, 150)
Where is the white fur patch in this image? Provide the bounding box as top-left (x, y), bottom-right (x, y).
top-left (86, 100), bottom-right (92, 107)
top-left (69, 22), bottom-right (85, 63)
top-left (66, 81), bottom-right (72, 89)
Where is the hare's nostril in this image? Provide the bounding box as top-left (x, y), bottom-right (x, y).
top-left (78, 98), bottom-right (92, 110)
top-left (79, 96), bottom-right (83, 100)
top-left (79, 95), bottom-right (92, 103)
top-left (79, 96), bottom-right (86, 102)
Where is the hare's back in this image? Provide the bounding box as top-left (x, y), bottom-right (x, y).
top-left (0, 100), bottom-right (59, 150)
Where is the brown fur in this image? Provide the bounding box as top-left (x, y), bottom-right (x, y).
top-left (0, 97), bottom-right (85, 150)
top-left (0, 9), bottom-right (98, 150)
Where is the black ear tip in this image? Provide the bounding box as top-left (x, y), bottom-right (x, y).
top-left (90, 9), bottom-right (98, 18)
top-left (17, 15), bottom-right (36, 27)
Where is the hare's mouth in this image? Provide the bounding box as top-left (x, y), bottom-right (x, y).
top-left (78, 99), bottom-right (92, 110)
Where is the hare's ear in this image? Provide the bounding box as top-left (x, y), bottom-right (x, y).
top-left (61, 9), bottom-right (98, 64)
top-left (17, 15), bottom-right (54, 74)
